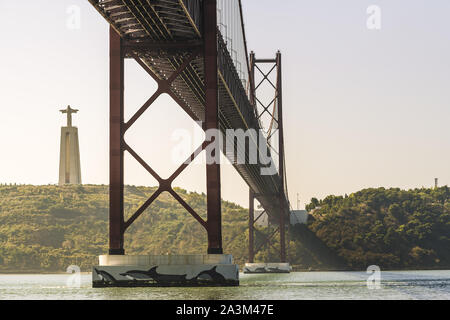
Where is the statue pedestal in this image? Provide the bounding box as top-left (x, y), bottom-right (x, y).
top-left (92, 254), bottom-right (239, 287)
top-left (58, 126), bottom-right (81, 185)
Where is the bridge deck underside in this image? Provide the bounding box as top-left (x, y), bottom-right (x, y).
top-left (88, 0), bottom-right (287, 218)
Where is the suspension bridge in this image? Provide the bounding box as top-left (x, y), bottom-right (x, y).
top-left (88, 0), bottom-right (292, 287)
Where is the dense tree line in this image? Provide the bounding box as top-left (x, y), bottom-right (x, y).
top-left (0, 185), bottom-right (448, 272)
top-left (306, 187), bottom-right (450, 269)
top-left (0, 185), bottom-right (251, 272)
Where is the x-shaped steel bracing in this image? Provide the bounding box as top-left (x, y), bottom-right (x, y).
top-left (248, 52), bottom-right (287, 263)
top-left (122, 50), bottom-right (210, 232)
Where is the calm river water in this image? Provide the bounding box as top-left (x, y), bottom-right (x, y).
top-left (0, 270), bottom-right (449, 300)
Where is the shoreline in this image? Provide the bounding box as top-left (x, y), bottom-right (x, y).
top-left (291, 267), bottom-right (450, 272)
top-left (1, 268), bottom-right (449, 275)
top-left (0, 271), bottom-right (91, 275)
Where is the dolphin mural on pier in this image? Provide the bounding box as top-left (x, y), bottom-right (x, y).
top-left (93, 265), bottom-right (237, 287)
top-left (118, 266), bottom-right (227, 283)
top-left (194, 266), bottom-right (226, 282)
top-left (119, 270), bottom-right (154, 281)
top-left (146, 266), bottom-right (188, 283)
top-left (94, 268), bottom-right (117, 284)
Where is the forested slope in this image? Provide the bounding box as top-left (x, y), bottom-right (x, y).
top-left (0, 185), bottom-right (448, 272)
top-left (306, 187), bottom-right (450, 270)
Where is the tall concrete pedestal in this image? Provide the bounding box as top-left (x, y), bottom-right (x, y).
top-left (93, 255), bottom-right (239, 287)
top-left (58, 106), bottom-right (81, 185)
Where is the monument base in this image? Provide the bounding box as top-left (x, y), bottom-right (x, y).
top-left (243, 263), bottom-right (291, 274)
top-left (92, 254), bottom-right (239, 287)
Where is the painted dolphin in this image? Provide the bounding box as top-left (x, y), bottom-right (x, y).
top-left (120, 270), bottom-right (154, 281)
top-left (195, 266), bottom-right (226, 282)
top-left (147, 266), bottom-right (188, 283)
top-left (94, 268), bottom-right (116, 283)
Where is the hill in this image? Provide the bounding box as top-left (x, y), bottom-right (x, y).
top-left (0, 184), bottom-right (250, 272)
top-left (0, 185), bottom-right (448, 272)
top-left (306, 187), bottom-right (450, 270)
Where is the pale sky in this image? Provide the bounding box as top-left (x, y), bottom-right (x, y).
top-left (0, 0), bottom-right (449, 209)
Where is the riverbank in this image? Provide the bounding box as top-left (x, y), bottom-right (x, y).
top-left (1, 185), bottom-right (448, 273)
top-left (2, 266), bottom-right (450, 274)
top-left (0, 270), bottom-right (91, 275)
top-left (291, 266), bottom-right (450, 272)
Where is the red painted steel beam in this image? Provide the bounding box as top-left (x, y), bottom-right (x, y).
top-left (109, 26), bottom-right (125, 255)
top-left (277, 51), bottom-right (287, 263)
top-left (248, 52), bottom-right (256, 263)
top-left (255, 227), bottom-right (279, 254)
top-left (125, 51), bottom-right (200, 131)
top-left (254, 59), bottom-right (277, 63)
top-left (204, 0), bottom-right (223, 255)
top-left (248, 188), bottom-right (255, 263)
top-left (249, 51), bottom-right (257, 112)
top-left (123, 142), bottom-right (208, 231)
top-left (129, 52), bottom-right (202, 123)
top-left (251, 51), bottom-right (288, 263)
top-left (116, 49), bottom-right (208, 239)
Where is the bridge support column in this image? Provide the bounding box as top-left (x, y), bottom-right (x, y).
top-left (94, 0), bottom-right (244, 287)
top-left (244, 52), bottom-right (290, 273)
top-left (109, 26), bottom-right (125, 255)
top-left (279, 198), bottom-right (286, 263)
top-left (277, 51), bottom-right (287, 263)
top-left (204, 0), bottom-right (223, 255)
top-left (248, 189), bottom-right (255, 263)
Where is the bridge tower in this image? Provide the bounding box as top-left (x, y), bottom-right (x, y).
top-left (92, 0), bottom-right (239, 287)
top-left (88, 0), bottom-right (289, 286)
top-left (245, 51), bottom-right (291, 274)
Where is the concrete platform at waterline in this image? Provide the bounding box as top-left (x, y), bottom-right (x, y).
top-left (243, 263), bottom-right (291, 274)
top-left (92, 255), bottom-right (239, 287)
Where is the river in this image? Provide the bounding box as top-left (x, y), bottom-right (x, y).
top-left (0, 270), bottom-right (449, 300)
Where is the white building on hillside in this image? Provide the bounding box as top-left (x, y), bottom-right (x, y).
top-left (253, 210), bottom-right (309, 227)
top-left (290, 210), bottom-right (308, 225)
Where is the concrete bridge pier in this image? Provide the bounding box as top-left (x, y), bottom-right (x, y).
top-left (93, 255), bottom-right (238, 287)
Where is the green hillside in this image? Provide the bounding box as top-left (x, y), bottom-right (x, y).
top-left (0, 184), bottom-right (250, 272)
top-left (0, 184), bottom-right (448, 272)
top-left (307, 187), bottom-right (450, 270)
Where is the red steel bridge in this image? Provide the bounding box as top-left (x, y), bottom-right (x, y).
top-left (88, 0), bottom-right (291, 262)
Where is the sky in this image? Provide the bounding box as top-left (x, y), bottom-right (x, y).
top-left (0, 0), bottom-right (449, 209)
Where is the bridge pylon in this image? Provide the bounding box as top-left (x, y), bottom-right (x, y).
top-left (87, 0), bottom-right (289, 285)
top-left (244, 51), bottom-right (291, 274)
top-left (93, 0), bottom-right (239, 288)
